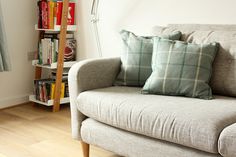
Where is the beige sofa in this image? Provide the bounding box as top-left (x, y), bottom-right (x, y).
top-left (68, 24), bottom-right (236, 157)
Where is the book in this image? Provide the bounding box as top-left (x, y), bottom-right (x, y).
top-left (65, 83), bottom-right (69, 97)
top-left (50, 82), bottom-right (65, 99)
top-left (43, 33), bottom-right (57, 39)
top-left (48, 1), bottom-right (55, 29)
top-left (38, 81), bottom-right (44, 101)
top-left (64, 39), bottom-right (76, 61)
top-left (53, 39), bottom-right (59, 63)
top-left (68, 2), bottom-right (75, 25)
top-left (41, 0), bottom-right (49, 29)
top-left (42, 82), bottom-right (48, 102)
top-left (41, 39), bottom-right (46, 64)
top-left (34, 79), bottom-right (66, 102)
top-left (37, 1), bottom-right (42, 28)
top-left (51, 41), bottom-right (55, 64)
top-left (53, 2), bottom-right (57, 27)
top-left (41, 38), bottom-right (51, 64)
top-left (38, 42), bottom-right (42, 64)
top-left (56, 1), bottom-right (63, 25)
top-left (38, 33), bottom-right (76, 64)
top-left (34, 80), bottom-right (39, 100)
top-left (56, 1), bottom-right (75, 25)
top-left (37, 0), bottom-right (76, 29)
top-left (48, 40), bottom-right (52, 64)
top-left (50, 83), bottom-right (55, 99)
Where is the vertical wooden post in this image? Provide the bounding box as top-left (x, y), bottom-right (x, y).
top-left (53, 0), bottom-right (69, 112)
top-left (35, 67), bottom-right (42, 79)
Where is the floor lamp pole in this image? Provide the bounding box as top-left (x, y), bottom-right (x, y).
top-left (91, 0), bottom-right (102, 57)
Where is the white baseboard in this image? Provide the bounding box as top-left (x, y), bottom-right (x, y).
top-left (0, 95), bottom-right (29, 109)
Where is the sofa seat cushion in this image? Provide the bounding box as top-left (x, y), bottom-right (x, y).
top-left (81, 118), bottom-right (221, 157)
top-left (218, 123), bottom-right (236, 157)
top-left (77, 86), bottom-right (236, 154)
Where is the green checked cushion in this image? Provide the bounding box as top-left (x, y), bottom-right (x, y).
top-left (142, 37), bottom-right (219, 99)
top-left (115, 30), bottom-right (181, 86)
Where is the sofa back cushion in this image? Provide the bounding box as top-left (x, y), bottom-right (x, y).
top-left (152, 24), bottom-right (236, 97)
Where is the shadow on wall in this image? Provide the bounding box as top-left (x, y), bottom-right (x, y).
top-left (97, 0), bottom-right (143, 58)
top-left (79, 0), bottom-right (236, 58)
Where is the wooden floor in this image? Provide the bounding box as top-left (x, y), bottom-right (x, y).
top-left (0, 103), bottom-right (120, 157)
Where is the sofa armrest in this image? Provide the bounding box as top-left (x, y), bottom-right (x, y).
top-left (68, 57), bottom-right (121, 140)
top-left (219, 123), bottom-right (236, 157)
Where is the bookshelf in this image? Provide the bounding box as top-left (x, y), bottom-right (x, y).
top-left (30, 0), bottom-right (77, 112)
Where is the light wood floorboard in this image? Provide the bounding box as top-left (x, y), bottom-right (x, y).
top-left (0, 103), bottom-right (120, 157)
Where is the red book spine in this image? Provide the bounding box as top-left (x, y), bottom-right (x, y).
top-left (37, 1), bottom-right (42, 28)
top-left (56, 2), bottom-right (63, 25)
top-left (68, 3), bottom-right (75, 25)
top-left (56, 2), bottom-right (75, 25)
top-left (41, 0), bottom-right (49, 29)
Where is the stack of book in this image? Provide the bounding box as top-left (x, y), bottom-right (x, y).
top-left (37, 0), bottom-right (75, 29)
top-left (34, 78), bottom-right (69, 102)
top-left (51, 71), bottom-right (69, 97)
top-left (38, 33), bottom-right (76, 65)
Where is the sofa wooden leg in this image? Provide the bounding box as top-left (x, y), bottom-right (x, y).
top-left (81, 141), bottom-right (89, 157)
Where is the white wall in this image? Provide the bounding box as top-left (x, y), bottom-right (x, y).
top-left (77, 0), bottom-right (236, 59)
top-left (0, 0), bottom-right (235, 108)
top-left (0, 0), bottom-right (37, 108)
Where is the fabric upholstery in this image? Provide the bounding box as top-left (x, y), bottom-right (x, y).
top-left (142, 37), bottom-right (219, 99)
top-left (78, 86), bottom-right (236, 153)
top-left (68, 57), bottom-right (120, 140)
top-left (152, 24), bottom-right (236, 97)
top-left (81, 118), bottom-right (221, 157)
top-left (69, 26), bottom-right (236, 156)
top-left (115, 30), bottom-right (181, 86)
top-left (218, 123), bottom-right (236, 157)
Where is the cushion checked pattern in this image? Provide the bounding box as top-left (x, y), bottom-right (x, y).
top-left (142, 37), bottom-right (219, 99)
top-left (115, 30), bottom-right (182, 86)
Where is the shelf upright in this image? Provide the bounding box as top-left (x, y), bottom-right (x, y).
top-left (52, 0), bottom-right (70, 112)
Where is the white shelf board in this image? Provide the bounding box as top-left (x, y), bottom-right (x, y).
top-left (35, 24), bottom-right (77, 32)
top-left (32, 60), bottom-right (76, 69)
top-left (29, 95), bottom-right (70, 106)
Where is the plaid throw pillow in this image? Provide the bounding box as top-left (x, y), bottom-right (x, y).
top-left (115, 30), bottom-right (182, 86)
top-left (142, 37), bottom-right (219, 99)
